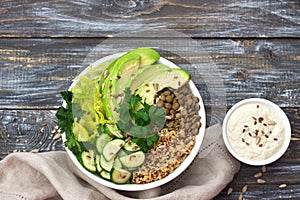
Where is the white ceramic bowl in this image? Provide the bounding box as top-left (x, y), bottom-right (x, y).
top-left (63, 52), bottom-right (206, 191)
top-left (222, 98), bottom-right (291, 166)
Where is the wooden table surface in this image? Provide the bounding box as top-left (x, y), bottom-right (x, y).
top-left (1, 0), bottom-right (299, 199)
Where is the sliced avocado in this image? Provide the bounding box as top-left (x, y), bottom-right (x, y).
top-left (135, 68), bottom-right (190, 105)
top-left (98, 60), bottom-right (116, 94)
top-left (127, 64), bottom-right (170, 93)
top-left (102, 53), bottom-right (141, 122)
top-left (99, 48), bottom-right (160, 121)
top-left (124, 47), bottom-right (160, 66)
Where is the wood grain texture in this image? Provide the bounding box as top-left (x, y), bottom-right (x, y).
top-left (1, 38), bottom-right (299, 109)
top-left (1, 0), bottom-right (300, 38)
top-left (0, 110), bottom-right (64, 159)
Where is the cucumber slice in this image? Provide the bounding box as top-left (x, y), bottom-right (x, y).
top-left (113, 157), bottom-right (122, 169)
top-left (117, 149), bottom-right (128, 157)
top-left (111, 168), bottom-right (131, 184)
top-left (102, 139), bottom-right (125, 161)
top-left (96, 134), bottom-right (112, 154)
top-left (105, 124), bottom-right (123, 139)
top-left (100, 154), bottom-right (114, 172)
top-left (124, 141), bottom-right (141, 152)
top-left (127, 167), bottom-right (138, 171)
top-left (119, 151), bottom-right (145, 168)
top-left (81, 151), bottom-right (96, 172)
top-left (100, 170), bottom-right (111, 180)
top-left (95, 154), bottom-right (102, 173)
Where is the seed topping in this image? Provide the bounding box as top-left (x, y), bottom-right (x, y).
top-left (279, 183), bottom-right (287, 189)
top-left (257, 178), bottom-right (266, 184)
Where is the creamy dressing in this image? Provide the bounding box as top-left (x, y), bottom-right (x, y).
top-left (226, 102), bottom-right (285, 161)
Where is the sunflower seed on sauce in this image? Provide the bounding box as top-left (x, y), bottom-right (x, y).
top-left (268, 121), bottom-right (277, 125)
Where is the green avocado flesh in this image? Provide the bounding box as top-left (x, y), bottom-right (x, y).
top-left (100, 48), bottom-right (160, 123)
top-left (124, 47), bottom-right (160, 66)
top-left (128, 64), bottom-right (170, 93)
top-left (102, 53), bottom-right (141, 122)
top-left (135, 68), bottom-right (190, 105)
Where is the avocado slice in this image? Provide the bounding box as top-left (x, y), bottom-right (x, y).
top-left (98, 60), bottom-right (116, 94)
top-left (127, 64), bottom-right (170, 93)
top-left (102, 53), bottom-right (141, 122)
top-left (124, 47), bottom-right (160, 66)
top-left (135, 68), bottom-right (190, 105)
top-left (101, 48), bottom-right (161, 122)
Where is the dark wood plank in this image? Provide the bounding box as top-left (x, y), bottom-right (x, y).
top-left (0, 107), bottom-right (299, 199)
top-left (0, 110), bottom-right (64, 159)
top-left (216, 161), bottom-right (300, 199)
top-left (0, 38), bottom-right (299, 109)
top-left (1, 0), bottom-right (300, 38)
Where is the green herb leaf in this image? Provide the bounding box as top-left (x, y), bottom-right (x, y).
top-left (134, 109), bottom-right (151, 126)
top-left (117, 89), bottom-right (165, 152)
top-left (131, 134), bottom-right (160, 153)
top-left (130, 94), bottom-right (142, 109)
top-left (149, 134), bottom-right (159, 142)
top-left (61, 91), bottom-right (72, 108)
top-left (56, 91), bottom-right (81, 154)
top-left (117, 89), bottom-right (165, 137)
top-left (146, 139), bottom-right (153, 147)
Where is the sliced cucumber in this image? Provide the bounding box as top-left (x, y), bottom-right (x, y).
top-left (124, 140), bottom-right (141, 152)
top-left (102, 139), bottom-right (125, 161)
top-left (100, 170), bottom-right (111, 180)
top-left (113, 157), bottom-right (122, 169)
top-left (119, 151), bottom-right (145, 168)
top-left (95, 154), bottom-right (102, 173)
top-left (100, 154), bottom-right (114, 172)
top-left (117, 149), bottom-right (128, 157)
top-left (105, 124), bottom-right (123, 139)
top-left (127, 167), bottom-right (138, 171)
top-left (111, 168), bottom-right (131, 184)
top-left (81, 151), bottom-right (96, 172)
top-left (96, 133), bottom-right (112, 154)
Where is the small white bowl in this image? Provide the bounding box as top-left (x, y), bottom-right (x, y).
top-left (222, 98), bottom-right (291, 166)
top-left (63, 52), bottom-right (206, 191)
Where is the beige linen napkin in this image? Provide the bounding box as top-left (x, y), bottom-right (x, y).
top-left (0, 124), bottom-right (240, 200)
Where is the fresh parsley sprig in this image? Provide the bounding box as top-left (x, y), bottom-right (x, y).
top-left (117, 89), bottom-right (165, 152)
top-left (56, 91), bottom-right (80, 154)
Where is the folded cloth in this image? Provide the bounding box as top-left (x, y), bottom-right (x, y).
top-left (0, 124), bottom-right (240, 200)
